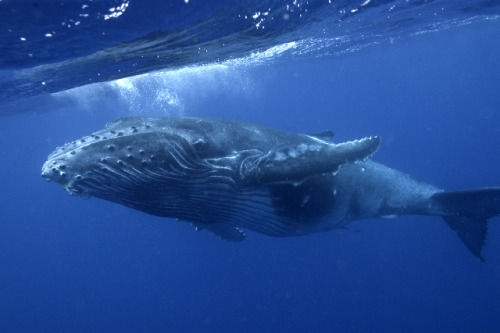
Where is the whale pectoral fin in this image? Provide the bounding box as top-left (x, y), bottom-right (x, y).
top-left (193, 223), bottom-right (246, 242)
top-left (241, 136), bottom-right (381, 185)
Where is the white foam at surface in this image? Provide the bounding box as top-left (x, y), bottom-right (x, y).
top-left (50, 40), bottom-right (300, 117)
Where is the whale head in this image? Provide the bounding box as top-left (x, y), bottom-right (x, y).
top-left (41, 117), bottom-right (221, 203)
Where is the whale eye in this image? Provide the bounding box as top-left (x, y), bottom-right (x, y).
top-left (192, 138), bottom-right (207, 151)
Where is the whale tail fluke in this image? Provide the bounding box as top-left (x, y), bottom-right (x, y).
top-left (431, 187), bottom-right (500, 261)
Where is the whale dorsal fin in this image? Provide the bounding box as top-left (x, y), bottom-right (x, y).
top-left (105, 116), bottom-right (143, 128)
top-left (305, 130), bottom-right (334, 142)
top-left (240, 136), bottom-right (381, 185)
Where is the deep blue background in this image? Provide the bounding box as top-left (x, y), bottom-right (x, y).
top-left (1, 20), bottom-right (500, 332)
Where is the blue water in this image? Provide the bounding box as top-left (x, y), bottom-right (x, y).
top-left (1, 1), bottom-right (500, 332)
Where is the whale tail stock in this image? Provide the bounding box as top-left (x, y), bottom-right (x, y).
top-left (430, 187), bottom-right (500, 261)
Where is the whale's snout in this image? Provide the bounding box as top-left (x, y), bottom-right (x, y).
top-left (41, 159), bottom-right (68, 184)
top-left (41, 157), bottom-right (86, 196)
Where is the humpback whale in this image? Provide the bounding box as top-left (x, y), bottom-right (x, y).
top-left (41, 117), bottom-right (500, 261)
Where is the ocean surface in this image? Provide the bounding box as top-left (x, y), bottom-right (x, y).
top-left (1, 0), bottom-right (500, 332)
